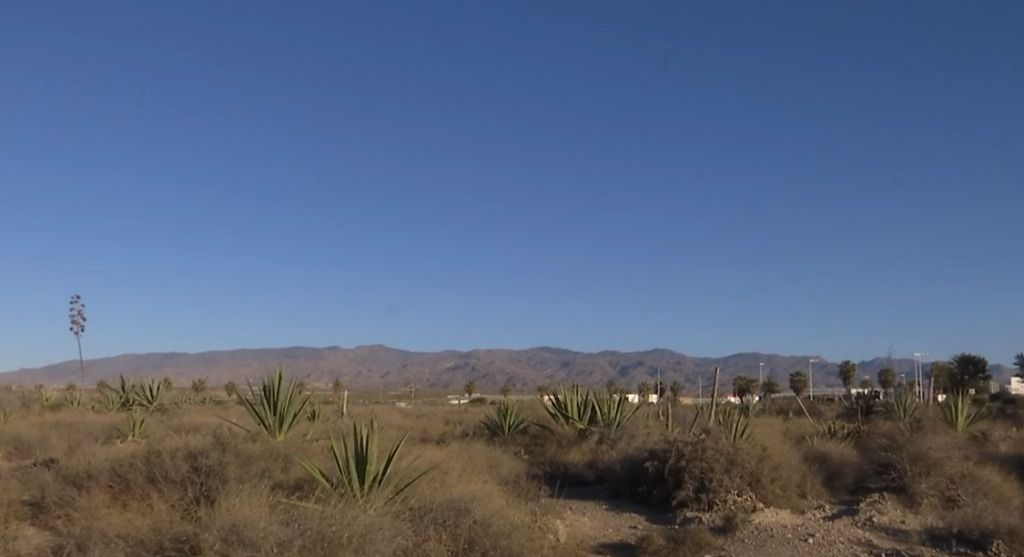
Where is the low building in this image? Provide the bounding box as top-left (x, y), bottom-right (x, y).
top-left (624, 393), bottom-right (658, 404)
top-left (1007, 377), bottom-right (1024, 396)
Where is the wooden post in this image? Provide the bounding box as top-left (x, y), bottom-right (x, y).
top-left (709, 366), bottom-right (721, 424)
top-left (342, 390), bottom-right (349, 418)
top-left (666, 398), bottom-right (673, 433)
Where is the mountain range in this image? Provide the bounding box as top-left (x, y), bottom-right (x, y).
top-left (1, 346), bottom-right (1016, 392)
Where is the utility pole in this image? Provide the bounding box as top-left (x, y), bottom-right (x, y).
top-left (759, 362), bottom-right (765, 384)
top-left (913, 352), bottom-right (928, 403)
top-left (808, 358), bottom-right (818, 401)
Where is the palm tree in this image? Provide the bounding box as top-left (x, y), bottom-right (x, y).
top-left (838, 360), bottom-right (857, 392)
top-left (761, 378), bottom-right (781, 400)
top-left (877, 368), bottom-right (897, 394)
top-left (789, 371), bottom-right (808, 397)
top-left (668, 381), bottom-right (683, 403)
top-left (637, 381), bottom-right (652, 403)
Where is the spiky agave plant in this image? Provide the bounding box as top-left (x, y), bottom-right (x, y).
top-left (298, 419), bottom-right (429, 505)
top-left (542, 384), bottom-right (593, 435)
top-left (34, 385), bottom-right (55, 408)
top-left (888, 388), bottom-right (919, 428)
top-left (481, 400), bottom-right (529, 438)
top-left (95, 391), bottom-right (121, 413)
top-left (63, 388), bottom-right (84, 409)
top-left (590, 391), bottom-right (640, 437)
top-left (231, 368), bottom-right (311, 441)
top-left (714, 404), bottom-right (751, 444)
top-left (303, 401), bottom-right (327, 440)
top-left (942, 390), bottom-right (986, 433)
top-left (306, 401), bottom-right (325, 425)
top-left (815, 419), bottom-right (862, 446)
top-left (109, 375), bottom-right (137, 411)
top-left (117, 410), bottom-right (148, 443)
top-left (133, 378), bottom-right (168, 411)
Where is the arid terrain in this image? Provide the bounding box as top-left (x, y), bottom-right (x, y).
top-left (2, 370), bottom-right (1023, 557)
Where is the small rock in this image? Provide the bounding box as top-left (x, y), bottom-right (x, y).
top-left (553, 519), bottom-right (568, 543)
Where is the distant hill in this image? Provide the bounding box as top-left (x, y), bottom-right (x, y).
top-left (0, 345), bottom-right (1015, 391)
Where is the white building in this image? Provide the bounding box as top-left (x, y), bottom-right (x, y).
top-left (624, 393), bottom-right (659, 404)
top-left (1007, 377), bottom-right (1024, 396)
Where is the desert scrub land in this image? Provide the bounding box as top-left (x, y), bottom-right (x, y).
top-left (2, 376), bottom-right (1024, 556)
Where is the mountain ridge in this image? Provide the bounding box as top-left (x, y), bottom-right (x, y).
top-left (2, 345), bottom-right (1015, 391)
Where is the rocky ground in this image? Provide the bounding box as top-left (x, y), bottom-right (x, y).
top-left (551, 490), bottom-right (1007, 557)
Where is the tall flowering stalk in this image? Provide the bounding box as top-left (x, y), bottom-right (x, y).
top-left (68, 294), bottom-right (87, 386)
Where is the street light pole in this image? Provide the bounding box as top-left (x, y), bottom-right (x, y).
top-left (759, 362), bottom-right (765, 384)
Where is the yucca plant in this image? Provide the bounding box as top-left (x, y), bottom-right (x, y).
top-left (542, 384), bottom-right (593, 435)
top-left (133, 378), bottom-right (168, 411)
top-left (888, 388), bottom-right (919, 428)
top-left (95, 391), bottom-right (121, 413)
top-left (714, 404), bottom-right (752, 444)
top-left (942, 390), bottom-right (986, 433)
top-left (306, 402), bottom-right (325, 425)
top-left (230, 368), bottom-right (311, 441)
top-left (591, 391), bottom-right (640, 437)
top-left (108, 375), bottom-right (137, 411)
top-left (481, 400), bottom-right (529, 438)
top-left (190, 378), bottom-right (208, 397)
top-left (34, 385), bottom-right (55, 408)
top-left (304, 401), bottom-right (326, 440)
top-left (63, 389), bottom-right (84, 409)
top-left (816, 419), bottom-right (862, 446)
top-left (298, 419), bottom-right (429, 505)
top-left (117, 411), bottom-right (148, 443)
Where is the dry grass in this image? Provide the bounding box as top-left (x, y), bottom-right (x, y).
top-left (5, 388), bottom-right (1024, 555)
top-left (0, 395), bottom-right (570, 557)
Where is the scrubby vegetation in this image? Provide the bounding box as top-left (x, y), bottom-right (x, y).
top-left (2, 368), bottom-right (1024, 556)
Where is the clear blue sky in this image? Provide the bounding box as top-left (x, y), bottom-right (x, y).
top-left (2, 2), bottom-right (1022, 371)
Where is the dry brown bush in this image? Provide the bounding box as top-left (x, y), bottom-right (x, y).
top-left (0, 402), bottom-right (568, 557)
top-left (635, 525), bottom-right (720, 556)
top-left (612, 427), bottom-right (823, 521)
